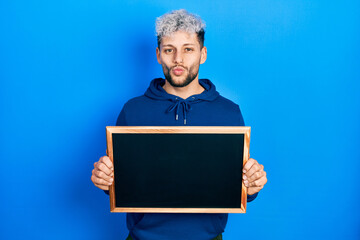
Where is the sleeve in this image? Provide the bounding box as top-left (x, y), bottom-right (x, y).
top-left (238, 105), bottom-right (245, 127)
top-left (116, 104), bottom-right (128, 126)
top-left (247, 192), bottom-right (258, 202)
top-left (238, 105), bottom-right (259, 203)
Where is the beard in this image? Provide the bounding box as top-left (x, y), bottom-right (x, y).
top-left (162, 64), bottom-right (199, 88)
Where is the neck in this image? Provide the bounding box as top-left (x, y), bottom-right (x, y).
top-left (163, 78), bottom-right (205, 99)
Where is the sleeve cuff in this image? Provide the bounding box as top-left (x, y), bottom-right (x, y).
top-left (247, 192), bottom-right (258, 202)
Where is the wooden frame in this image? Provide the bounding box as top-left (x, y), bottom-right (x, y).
top-left (106, 126), bottom-right (251, 213)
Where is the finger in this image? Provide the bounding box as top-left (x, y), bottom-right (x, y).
top-left (94, 182), bottom-right (110, 191)
top-left (247, 175), bottom-right (267, 188)
top-left (243, 158), bottom-right (256, 173)
top-left (95, 162), bottom-right (113, 176)
top-left (91, 173), bottom-right (113, 186)
top-left (245, 170), bottom-right (266, 184)
top-left (245, 163), bottom-right (263, 179)
top-left (100, 156), bottom-right (113, 170)
top-left (93, 168), bottom-right (113, 182)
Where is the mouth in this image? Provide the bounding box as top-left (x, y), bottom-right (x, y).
top-left (172, 66), bottom-right (185, 76)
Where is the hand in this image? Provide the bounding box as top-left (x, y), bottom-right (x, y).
top-left (91, 156), bottom-right (114, 190)
top-left (243, 158), bottom-right (267, 195)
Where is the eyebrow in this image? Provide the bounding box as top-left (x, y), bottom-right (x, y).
top-left (162, 43), bottom-right (196, 47)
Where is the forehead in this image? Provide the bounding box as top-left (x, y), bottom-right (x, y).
top-left (161, 31), bottom-right (199, 47)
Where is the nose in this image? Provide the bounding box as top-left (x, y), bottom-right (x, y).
top-left (173, 51), bottom-right (183, 64)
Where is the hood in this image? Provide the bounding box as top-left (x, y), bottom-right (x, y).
top-left (144, 78), bottom-right (220, 124)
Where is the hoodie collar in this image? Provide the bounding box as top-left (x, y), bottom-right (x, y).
top-left (144, 78), bottom-right (219, 125)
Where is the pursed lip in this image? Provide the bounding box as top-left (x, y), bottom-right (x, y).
top-left (172, 66), bottom-right (185, 76)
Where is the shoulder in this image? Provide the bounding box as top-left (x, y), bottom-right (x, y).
top-left (216, 95), bottom-right (239, 106)
top-left (124, 95), bottom-right (148, 107)
top-left (213, 95), bottom-right (241, 112)
top-left (121, 95), bottom-right (151, 112)
top-left (210, 95), bottom-right (245, 126)
top-left (115, 95), bottom-right (147, 126)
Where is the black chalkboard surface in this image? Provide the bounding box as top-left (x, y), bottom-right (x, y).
top-left (106, 126), bottom-right (250, 213)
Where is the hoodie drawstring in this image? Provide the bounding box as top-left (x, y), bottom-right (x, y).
top-left (166, 100), bottom-right (192, 125)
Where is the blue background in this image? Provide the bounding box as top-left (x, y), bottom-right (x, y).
top-left (1, 0), bottom-right (359, 239)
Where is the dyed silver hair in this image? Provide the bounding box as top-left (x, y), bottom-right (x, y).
top-left (155, 9), bottom-right (206, 47)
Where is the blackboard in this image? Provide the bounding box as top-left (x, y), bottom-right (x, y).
top-left (106, 126), bottom-right (251, 213)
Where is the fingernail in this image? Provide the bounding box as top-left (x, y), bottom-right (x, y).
top-left (243, 175), bottom-right (247, 180)
top-left (244, 180), bottom-right (248, 184)
top-left (243, 170), bottom-right (246, 173)
top-left (110, 178), bottom-right (113, 182)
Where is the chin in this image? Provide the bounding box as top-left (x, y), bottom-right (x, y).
top-left (164, 69), bottom-right (197, 88)
top-left (170, 76), bottom-right (192, 87)
top-left (172, 77), bottom-right (187, 84)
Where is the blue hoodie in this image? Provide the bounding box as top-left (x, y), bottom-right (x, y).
top-left (115, 78), bottom-right (258, 240)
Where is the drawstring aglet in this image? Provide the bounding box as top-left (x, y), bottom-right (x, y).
top-left (176, 114), bottom-right (178, 120)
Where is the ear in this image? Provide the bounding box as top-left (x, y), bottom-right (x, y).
top-left (200, 46), bottom-right (207, 64)
top-left (156, 47), bottom-right (161, 64)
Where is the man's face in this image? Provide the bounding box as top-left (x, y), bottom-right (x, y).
top-left (156, 31), bottom-right (207, 88)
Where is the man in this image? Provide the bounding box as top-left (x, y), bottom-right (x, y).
top-left (91, 9), bottom-right (267, 240)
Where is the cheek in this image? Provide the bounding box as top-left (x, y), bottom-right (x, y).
top-left (189, 57), bottom-right (201, 69)
top-left (161, 63), bottom-right (170, 73)
top-left (160, 57), bottom-right (172, 67)
top-left (187, 55), bottom-right (201, 65)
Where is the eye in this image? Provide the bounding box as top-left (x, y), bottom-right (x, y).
top-left (185, 48), bottom-right (194, 52)
top-left (164, 49), bottom-right (173, 53)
